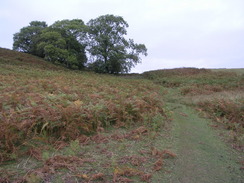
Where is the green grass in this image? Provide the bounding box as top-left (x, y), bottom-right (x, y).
top-left (144, 67), bottom-right (244, 151)
top-left (1, 123), bottom-right (177, 182)
top-left (168, 103), bottom-right (243, 183)
top-left (211, 68), bottom-right (244, 75)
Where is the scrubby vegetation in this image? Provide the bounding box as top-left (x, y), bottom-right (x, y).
top-left (0, 48), bottom-right (166, 159)
top-left (144, 68), bottom-right (244, 150)
top-left (144, 68), bottom-right (243, 94)
top-left (1, 48), bottom-right (243, 182)
top-left (0, 48), bottom-right (171, 182)
top-left (198, 98), bottom-right (243, 142)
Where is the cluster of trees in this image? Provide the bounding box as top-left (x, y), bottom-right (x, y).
top-left (13, 15), bottom-right (147, 74)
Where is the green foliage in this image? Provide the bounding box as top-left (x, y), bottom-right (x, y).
top-left (42, 151), bottom-right (51, 161)
top-left (51, 19), bottom-right (87, 44)
top-left (25, 173), bottom-right (42, 183)
top-left (65, 140), bottom-right (81, 156)
top-left (49, 19), bottom-right (87, 69)
top-left (151, 114), bottom-right (166, 131)
top-left (86, 14), bottom-right (147, 74)
top-left (13, 21), bottom-right (47, 55)
top-left (13, 15), bottom-right (147, 73)
top-left (13, 19), bottom-right (87, 69)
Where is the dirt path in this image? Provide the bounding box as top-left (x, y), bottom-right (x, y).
top-left (167, 103), bottom-right (243, 183)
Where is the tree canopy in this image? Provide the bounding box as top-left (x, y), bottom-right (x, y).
top-left (87, 15), bottom-right (147, 74)
top-left (13, 21), bottom-right (47, 55)
top-left (13, 20), bottom-right (87, 69)
top-left (13, 15), bottom-right (147, 74)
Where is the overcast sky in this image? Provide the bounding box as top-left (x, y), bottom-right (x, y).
top-left (1, 0), bottom-right (244, 73)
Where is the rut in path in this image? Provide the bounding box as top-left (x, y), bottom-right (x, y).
top-left (168, 103), bottom-right (243, 183)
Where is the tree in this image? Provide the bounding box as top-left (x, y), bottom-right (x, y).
top-left (13, 19), bottom-right (87, 69)
top-left (13, 21), bottom-right (47, 56)
top-left (51, 19), bottom-right (87, 45)
top-left (37, 30), bottom-right (69, 66)
top-left (50, 19), bottom-right (87, 69)
top-left (13, 16), bottom-right (147, 73)
top-left (86, 14), bottom-right (147, 74)
top-left (35, 19), bottom-right (87, 69)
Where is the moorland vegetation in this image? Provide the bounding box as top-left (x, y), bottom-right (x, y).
top-left (144, 68), bottom-right (244, 150)
top-left (0, 48), bottom-right (170, 182)
top-left (0, 48), bottom-right (243, 182)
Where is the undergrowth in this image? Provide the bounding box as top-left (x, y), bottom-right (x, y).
top-left (198, 98), bottom-right (244, 150)
top-left (144, 67), bottom-right (243, 95)
top-left (1, 48), bottom-right (242, 181)
top-left (144, 67), bottom-right (244, 151)
top-left (0, 48), bottom-right (168, 163)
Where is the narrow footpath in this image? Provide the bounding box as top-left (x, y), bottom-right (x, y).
top-left (167, 103), bottom-right (243, 183)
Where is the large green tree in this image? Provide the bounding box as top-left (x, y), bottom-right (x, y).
top-left (13, 21), bottom-right (47, 56)
top-left (51, 19), bottom-right (87, 45)
top-left (13, 19), bottom-right (87, 69)
top-left (37, 19), bottom-right (87, 69)
top-left (87, 14), bottom-right (147, 74)
top-left (13, 15), bottom-right (147, 73)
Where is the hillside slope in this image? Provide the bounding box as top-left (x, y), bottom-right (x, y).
top-left (0, 48), bottom-right (171, 182)
top-left (0, 47), bottom-right (66, 71)
top-left (144, 68), bottom-right (244, 182)
top-left (0, 49), bottom-right (243, 182)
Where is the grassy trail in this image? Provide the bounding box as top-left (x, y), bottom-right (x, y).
top-left (166, 102), bottom-right (243, 182)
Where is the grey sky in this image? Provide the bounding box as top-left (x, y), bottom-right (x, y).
top-left (0, 0), bottom-right (244, 73)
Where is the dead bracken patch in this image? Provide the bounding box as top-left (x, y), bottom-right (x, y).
top-left (153, 158), bottom-right (164, 171)
top-left (113, 166), bottom-right (152, 183)
top-left (119, 155), bottom-right (148, 166)
top-left (151, 147), bottom-right (177, 159)
top-left (0, 48), bottom-right (167, 162)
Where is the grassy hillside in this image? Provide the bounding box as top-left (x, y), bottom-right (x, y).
top-left (144, 68), bottom-right (244, 150)
top-left (1, 48), bottom-right (243, 182)
top-left (0, 48), bottom-right (171, 182)
top-left (211, 68), bottom-right (244, 75)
